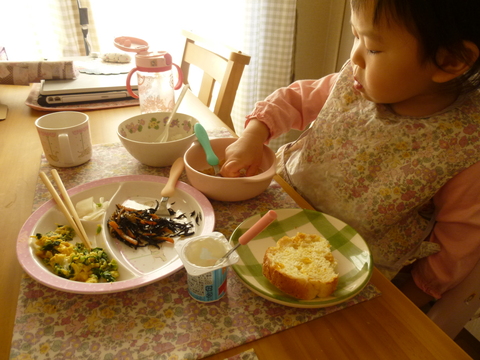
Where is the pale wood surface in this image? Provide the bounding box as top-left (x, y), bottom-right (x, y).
top-left (0, 85), bottom-right (472, 360)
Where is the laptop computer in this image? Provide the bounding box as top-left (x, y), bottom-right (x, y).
top-left (37, 72), bottom-right (138, 106)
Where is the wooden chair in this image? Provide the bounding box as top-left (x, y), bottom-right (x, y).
top-left (0, 46), bottom-right (8, 120)
top-left (427, 258), bottom-right (480, 338)
top-left (180, 30), bottom-right (251, 132)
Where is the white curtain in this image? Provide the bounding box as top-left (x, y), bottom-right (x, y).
top-left (232, 0), bottom-right (297, 150)
top-left (1, 0), bottom-right (98, 60)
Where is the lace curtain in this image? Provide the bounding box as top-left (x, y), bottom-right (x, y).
top-left (1, 0), bottom-right (99, 60)
top-left (1, 0), bottom-right (296, 149)
top-left (232, 0), bottom-right (297, 150)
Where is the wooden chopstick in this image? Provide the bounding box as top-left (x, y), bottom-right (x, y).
top-left (51, 170), bottom-right (92, 249)
top-left (39, 170), bottom-right (92, 250)
top-left (273, 174), bottom-right (316, 211)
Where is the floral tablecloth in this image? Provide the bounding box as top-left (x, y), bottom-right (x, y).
top-left (10, 142), bottom-right (381, 360)
top-left (225, 349), bottom-right (258, 360)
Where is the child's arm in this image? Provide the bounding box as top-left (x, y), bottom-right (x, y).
top-left (247, 73), bottom-right (339, 141)
top-left (411, 160), bottom-right (480, 299)
top-left (221, 73), bottom-right (339, 177)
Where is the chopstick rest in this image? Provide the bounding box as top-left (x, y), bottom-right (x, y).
top-left (39, 171), bottom-right (92, 250)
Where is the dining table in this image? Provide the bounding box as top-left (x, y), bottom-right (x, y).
top-left (0, 83), bottom-right (473, 360)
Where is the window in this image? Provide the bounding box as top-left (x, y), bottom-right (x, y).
top-left (1, 0), bottom-right (296, 148)
top-left (90, 0), bottom-right (246, 62)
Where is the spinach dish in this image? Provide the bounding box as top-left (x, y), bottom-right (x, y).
top-left (33, 225), bottom-right (119, 283)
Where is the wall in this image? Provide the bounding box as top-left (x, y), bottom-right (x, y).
top-left (284, 0), bottom-right (352, 143)
top-left (294, 0), bottom-right (353, 81)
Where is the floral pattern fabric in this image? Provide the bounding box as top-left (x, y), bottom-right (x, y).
top-left (10, 142), bottom-right (381, 360)
top-left (224, 349), bottom-right (258, 360)
top-left (278, 61), bottom-right (480, 278)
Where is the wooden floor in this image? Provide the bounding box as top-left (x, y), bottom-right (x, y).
top-left (455, 329), bottom-right (480, 359)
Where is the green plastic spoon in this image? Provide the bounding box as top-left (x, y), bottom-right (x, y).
top-left (194, 123), bottom-right (220, 175)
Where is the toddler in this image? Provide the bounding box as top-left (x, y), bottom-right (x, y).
top-left (221, 0), bottom-right (480, 306)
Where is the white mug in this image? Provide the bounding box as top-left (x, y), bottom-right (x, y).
top-left (35, 111), bottom-right (92, 167)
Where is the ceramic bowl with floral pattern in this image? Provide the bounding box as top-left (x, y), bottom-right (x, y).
top-left (118, 112), bottom-right (197, 167)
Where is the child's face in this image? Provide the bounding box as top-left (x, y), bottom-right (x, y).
top-left (350, 3), bottom-right (444, 116)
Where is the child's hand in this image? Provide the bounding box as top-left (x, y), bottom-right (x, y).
top-left (220, 119), bottom-right (270, 178)
top-left (220, 137), bottom-right (264, 177)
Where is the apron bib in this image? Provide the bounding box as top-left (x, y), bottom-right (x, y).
top-left (278, 62), bottom-right (480, 278)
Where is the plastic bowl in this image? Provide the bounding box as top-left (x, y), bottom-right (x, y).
top-left (118, 112), bottom-right (197, 167)
top-left (184, 137), bottom-right (276, 201)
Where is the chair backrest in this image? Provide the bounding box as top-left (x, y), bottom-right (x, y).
top-left (427, 257), bottom-right (480, 338)
top-left (180, 30), bottom-right (251, 131)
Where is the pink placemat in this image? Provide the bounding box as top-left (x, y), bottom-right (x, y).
top-left (10, 142), bottom-right (381, 360)
top-left (25, 82), bottom-right (139, 112)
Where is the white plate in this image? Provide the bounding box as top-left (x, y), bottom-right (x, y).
top-left (230, 209), bottom-right (373, 308)
top-left (16, 175), bottom-right (215, 294)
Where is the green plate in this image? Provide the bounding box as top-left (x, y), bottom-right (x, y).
top-left (230, 209), bottom-right (373, 308)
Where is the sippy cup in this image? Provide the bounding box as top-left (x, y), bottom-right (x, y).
top-left (114, 36), bottom-right (183, 114)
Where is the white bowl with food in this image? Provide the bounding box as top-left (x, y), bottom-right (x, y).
top-left (118, 112), bottom-right (197, 167)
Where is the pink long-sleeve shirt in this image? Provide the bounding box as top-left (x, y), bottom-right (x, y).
top-left (247, 73), bottom-right (480, 298)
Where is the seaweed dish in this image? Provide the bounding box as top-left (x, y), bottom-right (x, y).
top-left (108, 201), bottom-right (197, 249)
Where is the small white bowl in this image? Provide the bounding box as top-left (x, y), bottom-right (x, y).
top-left (118, 112), bottom-right (197, 167)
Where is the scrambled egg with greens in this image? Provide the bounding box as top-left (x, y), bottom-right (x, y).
top-left (33, 225), bottom-right (119, 283)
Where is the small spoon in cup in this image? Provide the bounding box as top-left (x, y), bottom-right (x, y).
top-left (216, 210), bottom-right (278, 265)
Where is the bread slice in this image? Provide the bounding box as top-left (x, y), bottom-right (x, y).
top-left (262, 232), bottom-right (338, 300)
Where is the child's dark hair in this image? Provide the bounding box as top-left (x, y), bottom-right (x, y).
top-left (350, 0), bottom-right (480, 94)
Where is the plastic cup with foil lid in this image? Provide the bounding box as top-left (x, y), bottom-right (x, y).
top-left (175, 232), bottom-right (239, 302)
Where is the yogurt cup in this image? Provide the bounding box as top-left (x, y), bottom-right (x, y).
top-left (175, 232), bottom-right (239, 302)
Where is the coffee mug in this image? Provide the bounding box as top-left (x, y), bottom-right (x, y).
top-left (35, 111), bottom-right (92, 167)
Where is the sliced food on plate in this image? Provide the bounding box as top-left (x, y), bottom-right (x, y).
top-left (262, 232), bottom-right (339, 300)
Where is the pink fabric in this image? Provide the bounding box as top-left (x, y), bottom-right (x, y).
top-left (249, 73), bottom-right (480, 298)
top-left (413, 161), bottom-right (480, 298)
top-left (245, 74), bottom-right (339, 140)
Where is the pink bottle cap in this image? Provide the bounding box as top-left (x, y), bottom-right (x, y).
top-left (114, 36), bottom-right (173, 71)
top-left (133, 51), bottom-right (172, 70)
top-left (113, 36), bottom-right (149, 52)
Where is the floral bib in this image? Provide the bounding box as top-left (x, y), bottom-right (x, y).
top-left (278, 62), bottom-right (480, 278)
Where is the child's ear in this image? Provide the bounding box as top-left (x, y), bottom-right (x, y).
top-left (432, 41), bottom-right (479, 83)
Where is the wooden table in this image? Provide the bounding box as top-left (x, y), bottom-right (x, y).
top-left (0, 84), bottom-right (472, 360)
